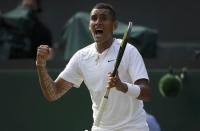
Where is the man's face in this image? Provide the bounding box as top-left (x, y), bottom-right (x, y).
top-left (89, 8), bottom-right (116, 43)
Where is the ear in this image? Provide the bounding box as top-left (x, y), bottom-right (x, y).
top-left (113, 21), bottom-right (118, 30)
top-left (88, 22), bottom-right (91, 32)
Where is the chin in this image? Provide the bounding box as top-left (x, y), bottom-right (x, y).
top-left (94, 37), bottom-right (103, 43)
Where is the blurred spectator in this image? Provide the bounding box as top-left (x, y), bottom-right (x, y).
top-left (146, 113), bottom-right (161, 131)
top-left (0, 0), bottom-right (52, 59)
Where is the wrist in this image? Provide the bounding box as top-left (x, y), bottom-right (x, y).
top-left (119, 82), bottom-right (128, 93)
top-left (125, 82), bottom-right (141, 98)
top-left (114, 82), bottom-right (128, 93)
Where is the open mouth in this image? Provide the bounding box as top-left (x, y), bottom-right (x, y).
top-left (95, 29), bottom-right (103, 35)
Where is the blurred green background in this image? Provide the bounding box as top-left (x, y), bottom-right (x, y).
top-left (0, 64), bottom-right (199, 131)
top-left (0, 0), bottom-right (200, 131)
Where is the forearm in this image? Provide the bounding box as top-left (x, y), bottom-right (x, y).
top-left (108, 73), bottom-right (151, 101)
top-left (125, 82), bottom-right (151, 101)
top-left (117, 81), bottom-right (151, 101)
top-left (36, 65), bottom-right (59, 101)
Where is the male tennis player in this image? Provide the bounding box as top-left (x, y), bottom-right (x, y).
top-left (36, 3), bottom-right (151, 131)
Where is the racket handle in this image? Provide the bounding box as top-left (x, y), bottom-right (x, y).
top-left (94, 96), bottom-right (108, 126)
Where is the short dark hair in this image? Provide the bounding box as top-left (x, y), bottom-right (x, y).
top-left (92, 3), bottom-right (117, 20)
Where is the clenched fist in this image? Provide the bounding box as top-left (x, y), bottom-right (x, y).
top-left (107, 72), bottom-right (128, 93)
top-left (36, 45), bottom-right (53, 67)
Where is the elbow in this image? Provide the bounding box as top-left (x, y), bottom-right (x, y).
top-left (134, 79), bottom-right (152, 101)
top-left (46, 97), bottom-right (56, 102)
top-left (44, 95), bottom-right (58, 102)
top-left (143, 91), bottom-right (152, 102)
top-left (138, 92), bottom-right (151, 102)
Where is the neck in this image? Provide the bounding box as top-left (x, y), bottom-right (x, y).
top-left (95, 38), bottom-right (114, 53)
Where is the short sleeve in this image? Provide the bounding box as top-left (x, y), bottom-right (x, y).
top-left (128, 46), bottom-right (149, 83)
top-left (58, 51), bottom-right (83, 88)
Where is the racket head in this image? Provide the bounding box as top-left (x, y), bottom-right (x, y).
top-left (120, 21), bottom-right (133, 47)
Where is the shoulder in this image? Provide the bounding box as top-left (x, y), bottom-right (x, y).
top-left (78, 42), bottom-right (95, 54)
top-left (73, 42), bottom-right (95, 59)
top-left (114, 38), bottom-right (139, 54)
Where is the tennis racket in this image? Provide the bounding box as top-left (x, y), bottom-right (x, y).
top-left (94, 21), bottom-right (133, 126)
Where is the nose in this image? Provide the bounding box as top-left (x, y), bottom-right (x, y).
top-left (95, 18), bottom-right (102, 25)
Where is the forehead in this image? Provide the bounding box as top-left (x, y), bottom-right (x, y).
top-left (90, 8), bottom-right (111, 17)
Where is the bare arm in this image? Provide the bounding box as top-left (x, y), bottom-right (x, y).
top-left (134, 79), bottom-right (151, 101)
top-left (36, 45), bottom-right (73, 102)
top-left (107, 73), bottom-right (151, 101)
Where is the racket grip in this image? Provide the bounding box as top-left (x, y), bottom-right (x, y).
top-left (94, 96), bottom-right (108, 126)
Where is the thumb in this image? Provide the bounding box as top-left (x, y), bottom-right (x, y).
top-left (48, 47), bottom-right (53, 60)
top-left (114, 71), bottom-right (119, 78)
top-left (48, 47), bottom-right (53, 53)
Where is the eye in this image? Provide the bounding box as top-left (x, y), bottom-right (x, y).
top-left (90, 15), bottom-right (97, 22)
top-left (101, 16), bottom-right (107, 21)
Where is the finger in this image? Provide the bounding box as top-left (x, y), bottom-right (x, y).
top-left (37, 48), bottom-right (49, 54)
top-left (37, 44), bottom-right (50, 51)
top-left (37, 45), bottom-right (50, 54)
top-left (108, 79), bottom-right (116, 87)
top-left (39, 44), bottom-right (49, 48)
top-left (48, 47), bottom-right (52, 54)
top-left (36, 46), bottom-right (49, 60)
top-left (107, 72), bottom-right (112, 77)
top-left (37, 50), bottom-right (48, 56)
top-left (107, 77), bottom-right (116, 86)
top-left (38, 45), bottom-right (49, 51)
top-left (107, 80), bottom-right (112, 87)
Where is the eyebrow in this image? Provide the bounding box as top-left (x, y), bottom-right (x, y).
top-left (90, 11), bottom-right (111, 18)
top-left (91, 13), bottom-right (108, 17)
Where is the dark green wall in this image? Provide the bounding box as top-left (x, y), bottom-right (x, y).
top-left (1, 0), bottom-right (200, 43)
top-left (0, 69), bottom-right (199, 131)
top-left (146, 69), bottom-right (200, 131)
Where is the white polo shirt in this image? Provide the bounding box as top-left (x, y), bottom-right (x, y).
top-left (58, 38), bottom-right (149, 131)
